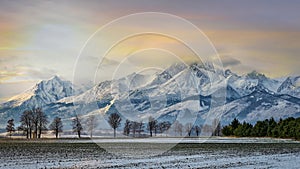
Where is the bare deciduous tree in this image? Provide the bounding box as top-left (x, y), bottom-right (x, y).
top-left (123, 119), bottom-right (131, 136)
top-left (173, 120), bottom-right (179, 136)
top-left (194, 125), bottom-right (201, 136)
top-left (6, 119), bottom-right (15, 138)
top-left (27, 108), bottom-right (48, 138)
top-left (178, 123), bottom-right (183, 136)
top-left (185, 123), bottom-right (193, 137)
top-left (173, 120), bottom-right (183, 136)
top-left (49, 117), bottom-right (63, 138)
top-left (131, 121), bottom-right (138, 137)
top-left (137, 121), bottom-right (143, 137)
top-left (19, 108), bottom-right (48, 139)
top-left (158, 121), bottom-right (171, 136)
top-left (86, 115), bottom-right (96, 138)
top-left (213, 119), bottom-right (221, 136)
top-left (202, 124), bottom-right (213, 136)
top-left (164, 121), bottom-right (171, 136)
top-left (20, 110), bottom-right (33, 139)
top-left (31, 109), bottom-right (39, 138)
top-left (154, 123), bottom-right (158, 136)
top-left (148, 116), bottom-right (157, 137)
top-left (35, 108), bottom-right (48, 138)
top-left (131, 121), bottom-right (143, 137)
top-left (72, 115), bottom-right (83, 138)
top-left (108, 113), bottom-right (121, 138)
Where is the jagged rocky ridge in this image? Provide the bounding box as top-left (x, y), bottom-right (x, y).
top-left (0, 63), bottom-right (299, 129)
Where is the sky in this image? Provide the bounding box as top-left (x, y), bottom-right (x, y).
top-left (0, 0), bottom-right (300, 102)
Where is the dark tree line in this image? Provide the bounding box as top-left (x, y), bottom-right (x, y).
top-left (7, 109), bottom-right (105, 139)
top-left (122, 116), bottom-right (172, 137)
top-left (7, 108), bottom-right (121, 139)
top-left (222, 117), bottom-right (300, 140)
top-left (123, 120), bottom-right (144, 137)
top-left (122, 117), bottom-right (220, 137)
top-left (5, 108), bottom-right (64, 139)
top-left (12, 108), bottom-right (298, 140)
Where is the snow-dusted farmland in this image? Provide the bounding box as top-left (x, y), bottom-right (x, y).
top-left (0, 138), bottom-right (299, 169)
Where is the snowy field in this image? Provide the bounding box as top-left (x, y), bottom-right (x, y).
top-left (0, 138), bottom-right (299, 168)
top-left (62, 136), bottom-right (300, 143)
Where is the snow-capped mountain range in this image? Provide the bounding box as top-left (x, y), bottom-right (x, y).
top-left (0, 63), bottom-right (299, 129)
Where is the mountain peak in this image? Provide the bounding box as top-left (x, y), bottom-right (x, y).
top-left (277, 76), bottom-right (300, 93)
top-left (149, 63), bottom-right (187, 86)
top-left (3, 75), bottom-right (74, 108)
top-left (51, 75), bottom-right (60, 80)
top-left (1, 65), bottom-right (300, 130)
top-left (224, 69), bottom-right (237, 78)
top-left (246, 71), bottom-right (267, 80)
top-left (48, 75), bottom-right (64, 82)
top-left (165, 63), bottom-right (187, 74)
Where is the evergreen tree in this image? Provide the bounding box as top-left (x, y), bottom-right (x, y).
top-left (222, 125), bottom-right (233, 136)
top-left (295, 118), bottom-right (300, 140)
top-left (230, 118), bottom-right (240, 130)
top-left (252, 120), bottom-right (268, 137)
top-left (267, 117), bottom-right (277, 137)
top-left (221, 117), bottom-right (300, 140)
top-left (233, 122), bottom-right (252, 137)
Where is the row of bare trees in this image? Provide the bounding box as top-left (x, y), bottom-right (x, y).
top-left (6, 109), bottom-right (221, 138)
top-left (114, 117), bottom-right (170, 137)
top-left (6, 110), bottom-right (96, 139)
top-left (109, 114), bottom-right (221, 138)
top-left (106, 114), bottom-right (172, 138)
top-left (5, 108), bottom-right (63, 139)
top-left (147, 118), bottom-right (220, 137)
top-left (7, 109), bottom-right (96, 139)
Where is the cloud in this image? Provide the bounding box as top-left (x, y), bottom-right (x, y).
top-left (100, 57), bottom-right (120, 66)
top-left (0, 0), bottom-right (300, 102)
top-left (25, 67), bottom-right (57, 79)
top-left (0, 71), bottom-right (21, 83)
top-left (0, 64), bottom-right (57, 84)
top-left (220, 55), bottom-right (241, 68)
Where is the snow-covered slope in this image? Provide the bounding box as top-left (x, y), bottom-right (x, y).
top-left (57, 72), bottom-right (153, 104)
top-left (219, 89), bottom-right (300, 124)
top-left (0, 63), bottom-right (299, 130)
top-left (277, 76), bottom-right (300, 98)
top-left (227, 71), bottom-right (282, 97)
top-left (2, 76), bottom-right (73, 108)
top-left (0, 76), bottom-right (74, 128)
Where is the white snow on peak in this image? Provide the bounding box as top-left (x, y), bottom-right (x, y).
top-left (3, 75), bottom-right (74, 107)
